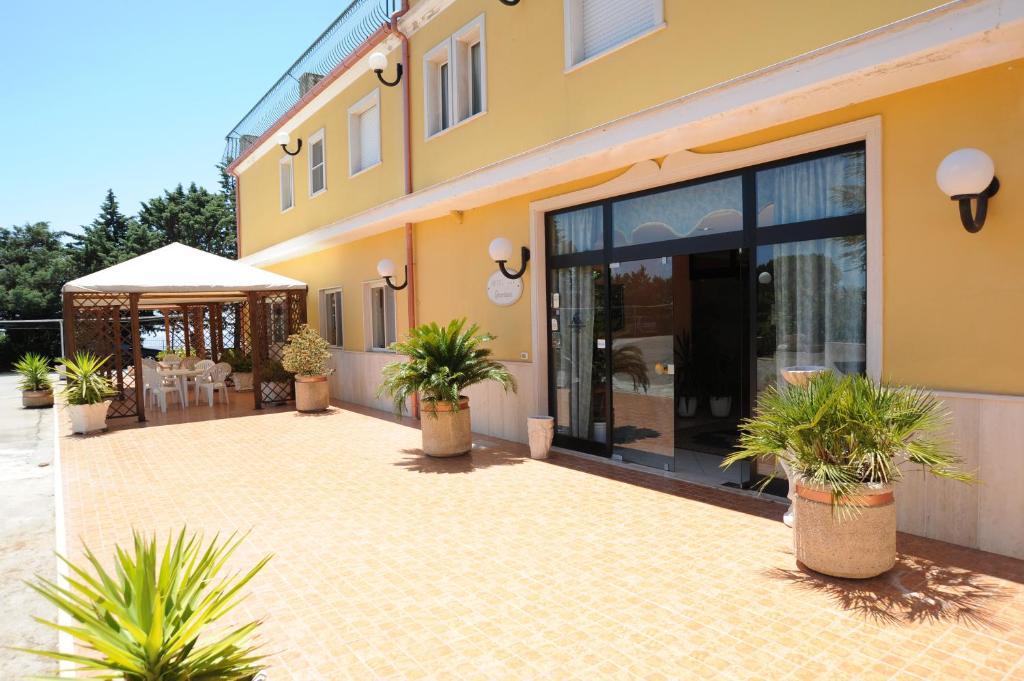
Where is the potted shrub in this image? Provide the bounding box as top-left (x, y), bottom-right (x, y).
top-left (674, 332), bottom-right (698, 417)
top-left (260, 359), bottom-right (293, 406)
top-left (222, 348), bottom-right (254, 391)
top-left (20, 528), bottom-right (270, 680)
top-left (722, 372), bottom-right (971, 579)
top-left (379, 319), bottom-right (516, 457)
top-left (14, 352), bottom-right (54, 408)
top-left (57, 351), bottom-right (116, 434)
top-left (282, 323), bottom-right (334, 412)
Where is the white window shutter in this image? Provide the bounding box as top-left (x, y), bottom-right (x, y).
top-left (358, 105), bottom-right (380, 171)
top-left (580, 0), bottom-right (659, 62)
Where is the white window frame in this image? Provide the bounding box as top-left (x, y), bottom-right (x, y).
top-left (363, 281), bottom-right (398, 351)
top-left (348, 89), bottom-right (381, 177)
top-left (319, 287), bottom-right (344, 348)
top-left (308, 128), bottom-right (327, 197)
top-left (563, 0), bottom-right (665, 71)
top-left (279, 155), bottom-right (294, 213)
top-left (424, 15), bottom-right (487, 140)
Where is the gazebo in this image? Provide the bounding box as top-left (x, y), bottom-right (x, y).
top-left (61, 242), bottom-right (308, 422)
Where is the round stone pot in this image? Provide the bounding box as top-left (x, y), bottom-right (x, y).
top-left (527, 415), bottom-right (554, 459)
top-left (295, 375), bottom-right (329, 412)
top-left (421, 398), bottom-right (471, 457)
top-left (232, 371), bottom-right (253, 392)
top-left (22, 388), bottom-right (54, 409)
top-left (794, 479), bottom-right (896, 579)
top-left (68, 401), bottom-right (110, 434)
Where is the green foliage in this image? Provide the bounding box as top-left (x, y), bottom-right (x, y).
top-left (260, 359), bottom-right (292, 383)
top-left (378, 319), bottom-right (516, 415)
top-left (138, 181), bottom-right (236, 259)
top-left (156, 349), bottom-right (195, 361)
top-left (20, 528), bottom-right (270, 681)
top-left (281, 324), bottom-right (333, 377)
top-left (14, 353), bottom-right (53, 392)
top-left (73, 190), bottom-right (161, 275)
top-left (721, 372), bottom-right (972, 506)
top-left (57, 352), bottom-right (116, 406)
top-left (220, 349), bottom-right (252, 373)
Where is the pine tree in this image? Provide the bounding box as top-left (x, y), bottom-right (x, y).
top-left (138, 179), bottom-right (236, 259)
top-left (74, 189), bottom-right (159, 274)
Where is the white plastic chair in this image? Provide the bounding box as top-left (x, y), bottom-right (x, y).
top-left (198, 362), bottom-right (232, 406)
top-left (143, 365), bottom-right (182, 413)
top-left (188, 359), bottom-right (215, 400)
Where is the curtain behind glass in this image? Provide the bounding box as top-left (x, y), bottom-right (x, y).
top-left (757, 150), bottom-right (865, 226)
top-left (557, 266), bottom-right (596, 439)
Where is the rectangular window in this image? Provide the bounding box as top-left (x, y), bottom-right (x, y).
top-left (366, 283), bottom-right (397, 351)
top-left (319, 288), bottom-right (344, 347)
top-left (279, 156), bottom-right (294, 212)
top-left (756, 149), bottom-right (866, 227)
top-left (425, 15), bottom-right (486, 138)
top-left (308, 129), bottom-right (326, 196)
top-left (348, 90), bottom-right (381, 176)
top-left (565, 0), bottom-right (663, 68)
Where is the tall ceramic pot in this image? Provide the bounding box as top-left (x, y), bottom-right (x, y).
top-left (421, 398), bottom-right (472, 457)
top-left (295, 375), bottom-right (329, 412)
top-left (794, 479), bottom-right (896, 579)
top-left (527, 415), bottom-right (554, 459)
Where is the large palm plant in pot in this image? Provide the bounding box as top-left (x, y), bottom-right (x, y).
top-left (722, 372), bottom-right (971, 579)
top-left (14, 352), bottom-right (54, 408)
top-left (57, 351), bottom-right (116, 434)
top-left (378, 319), bottom-right (516, 457)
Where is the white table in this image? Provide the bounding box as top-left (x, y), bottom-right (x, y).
top-left (156, 367), bottom-right (205, 407)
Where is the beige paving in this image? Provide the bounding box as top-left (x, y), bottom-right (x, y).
top-left (58, 391), bottom-right (1024, 680)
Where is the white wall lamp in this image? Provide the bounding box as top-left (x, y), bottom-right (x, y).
top-left (489, 237), bottom-right (530, 280)
top-left (377, 259), bottom-right (408, 291)
top-left (936, 148), bottom-right (1000, 233)
top-left (273, 131), bottom-right (302, 156)
top-left (369, 51), bottom-right (403, 87)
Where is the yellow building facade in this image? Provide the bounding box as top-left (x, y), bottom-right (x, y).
top-left (228, 0), bottom-right (1024, 558)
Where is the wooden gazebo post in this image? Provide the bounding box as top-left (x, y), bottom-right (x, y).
top-left (130, 293), bottom-right (146, 423)
top-left (247, 291), bottom-right (263, 410)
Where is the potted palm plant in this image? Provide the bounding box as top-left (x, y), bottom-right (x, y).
top-left (20, 528), bottom-right (271, 680)
top-left (722, 372), bottom-right (971, 579)
top-left (57, 351), bottom-right (116, 434)
top-left (378, 319), bottom-right (516, 457)
top-left (222, 348), bottom-right (254, 391)
top-left (282, 324), bottom-right (334, 412)
top-left (14, 352), bottom-right (54, 408)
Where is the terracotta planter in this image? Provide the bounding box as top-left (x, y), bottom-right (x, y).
top-left (794, 479), bottom-right (896, 579)
top-left (527, 415), bottom-right (554, 459)
top-left (295, 375), bottom-right (329, 412)
top-left (68, 401), bottom-right (110, 434)
top-left (232, 371), bottom-right (253, 391)
top-left (22, 388), bottom-right (54, 409)
top-left (421, 398), bottom-right (472, 457)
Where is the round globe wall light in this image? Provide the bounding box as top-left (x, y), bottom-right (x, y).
top-left (274, 130), bottom-right (302, 156)
top-left (377, 258), bottom-right (408, 291)
top-left (489, 237), bottom-right (530, 280)
top-left (369, 51), bottom-right (403, 87)
top-left (936, 148), bottom-right (1000, 233)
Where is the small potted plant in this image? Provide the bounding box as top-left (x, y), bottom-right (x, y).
top-left (57, 351), bottom-right (116, 434)
top-left (222, 348), bottom-right (254, 391)
top-left (20, 528), bottom-right (270, 680)
top-left (282, 324), bottom-right (334, 412)
top-left (707, 355), bottom-right (733, 418)
top-left (379, 319), bottom-right (516, 457)
top-left (674, 332), bottom-right (698, 418)
top-left (722, 372), bottom-right (971, 579)
top-left (14, 352), bottom-right (54, 408)
top-left (259, 359), bottom-right (293, 406)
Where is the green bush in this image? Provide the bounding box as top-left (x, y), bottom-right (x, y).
top-left (221, 348), bottom-right (253, 373)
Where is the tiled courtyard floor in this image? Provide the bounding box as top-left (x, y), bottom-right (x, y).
top-left (58, 394), bottom-right (1024, 680)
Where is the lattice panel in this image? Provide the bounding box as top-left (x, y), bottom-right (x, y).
top-left (255, 292), bottom-right (293, 405)
top-left (163, 309), bottom-right (186, 353)
top-left (70, 294), bottom-right (138, 419)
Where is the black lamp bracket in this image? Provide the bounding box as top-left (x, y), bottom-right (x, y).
top-left (496, 247), bottom-right (531, 280)
top-left (375, 62), bottom-right (404, 87)
top-left (952, 177), bottom-right (1000, 233)
top-left (383, 265), bottom-right (409, 291)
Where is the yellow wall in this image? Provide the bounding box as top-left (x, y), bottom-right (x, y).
top-left (237, 0), bottom-right (944, 258)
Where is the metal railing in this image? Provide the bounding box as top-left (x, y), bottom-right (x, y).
top-left (223, 0), bottom-right (399, 164)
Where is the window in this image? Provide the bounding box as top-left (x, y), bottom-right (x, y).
top-left (365, 282), bottom-right (397, 350)
top-left (348, 90), bottom-right (381, 176)
top-left (319, 288), bottom-right (344, 347)
top-left (424, 15), bottom-right (486, 138)
top-left (564, 0), bottom-right (663, 68)
top-left (308, 129), bottom-right (326, 196)
top-left (279, 156), bottom-right (294, 212)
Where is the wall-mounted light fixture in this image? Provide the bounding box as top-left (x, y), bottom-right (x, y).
top-left (369, 51), bottom-right (403, 87)
top-left (489, 237), bottom-right (530, 280)
top-left (377, 259), bottom-right (408, 290)
top-left (273, 131), bottom-right (302, 156)
top-left (936, 148), bottom-right (1000, 233)
top-left (497, 0), bottom-right (521, 5)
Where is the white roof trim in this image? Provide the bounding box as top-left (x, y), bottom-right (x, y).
top-left (241, 0), bottom-right (1024, 268)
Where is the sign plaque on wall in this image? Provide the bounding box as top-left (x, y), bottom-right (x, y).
top-left (487, 270), bottom-right (523, 306)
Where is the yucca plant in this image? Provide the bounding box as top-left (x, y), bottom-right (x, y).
top-left (722, 372), bottom-right (971, 506)
top-left (21, 529), bottom-right (271, 681)
top-left (14, 352), bottom-right (53, 392)
top-left (56, 352), bottom-right (116, 405)
top-left (378, 318), bottom-right (516, 414)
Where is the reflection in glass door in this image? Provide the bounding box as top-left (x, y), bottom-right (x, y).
top-left (610, 258), bottom-right (675, 469)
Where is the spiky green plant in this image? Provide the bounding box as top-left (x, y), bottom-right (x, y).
top-left (721, 372), bottom-right (972, 507)
top-left (20, 529), bottom-right (271, 681)
top-left (56, 352), bottom-right (116, 406)
top-left (378, 319), bottom-right (516, 415)
top-left (14, 352), bottom-right (53, 392)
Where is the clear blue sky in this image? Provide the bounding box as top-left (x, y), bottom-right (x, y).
top-left (0, 1), bottom-right (349, 235)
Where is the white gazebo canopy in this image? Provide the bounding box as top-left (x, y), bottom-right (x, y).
top-left (63, 242), bottom-right (306, 307)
